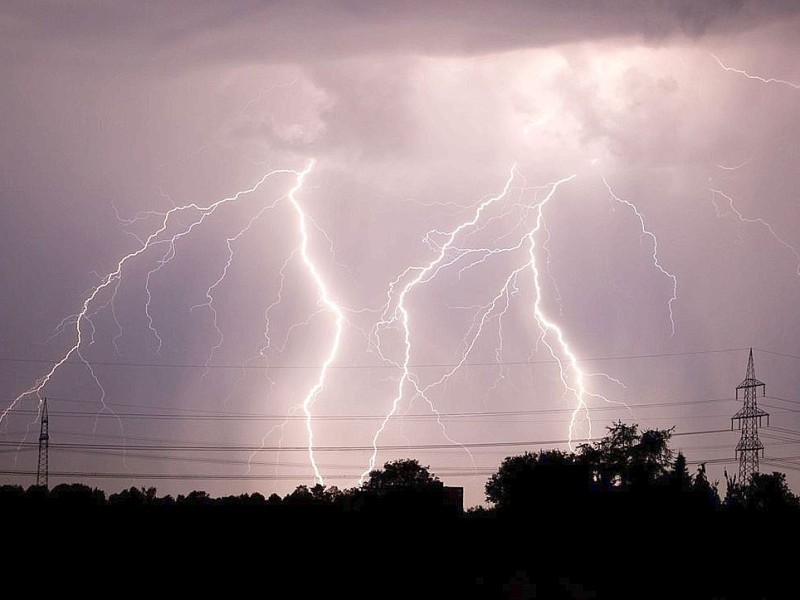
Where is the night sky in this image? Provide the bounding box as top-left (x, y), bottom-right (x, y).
top-left (2, 1), bottom-right (800, 507)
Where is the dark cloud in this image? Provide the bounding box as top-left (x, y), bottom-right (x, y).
top-left (2, 0), bottom-right (798, 69)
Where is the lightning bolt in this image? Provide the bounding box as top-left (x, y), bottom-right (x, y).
top-left (540, 216), bottom-right (564, 315)
top-left (7, 159), bottom-right (662, 491)
top-left (144, 244), bottom-right (172, 354)
top-left (286, 160), bottom-right (345, 486)
top-left (523, 173), bottom-right (603, 447)
top-left (189, 194), bottom-right (285, 375)
top-left (364, 165), bottom-right (520, 481)
top-left (711, 53), bottom-right (800, 90)
top-left (716, 157), bottom-right (753, 172)
top-left (0, 168), bottom-right (298, 460)
top-left (710, 188), bottom-right (800, 277)
top-left (243, 207), bottom-right (362, 479)
top-left (362, 164), bottom-right (639, 481)
top-left (603, 176), bottom-right (677, 336)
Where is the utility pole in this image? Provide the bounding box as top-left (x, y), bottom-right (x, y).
top-left (731, 349), bottom-right (769, 483)
top-left (36, 397), bottom-right (49, 489)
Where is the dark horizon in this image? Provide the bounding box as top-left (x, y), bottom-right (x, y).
top-left (5, 429), bottom-right (799, 597)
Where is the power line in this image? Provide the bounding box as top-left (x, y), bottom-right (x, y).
top-left (766, 395), bottom-right (800, 407)
top-left (0, 406), bottom-right (735, 423)
top-left (0, 395), bottom-right (740, 421)
top-left (754, 348), bottom-right (800, 363)
top-left (761, 454), bottom-right (800, 463)
top-left (34, 440), bottom-right (800, 470)
top-left (762, 403), bottom-right (800, 415)
top-left (764, 426), bottom-right (800, 438)
top-left (763, 459), bottom-right (800, 474)
top-left (0, 455), bottom-right (743, 482)
top-left (12, 447), bottom-right (380, 471)
top-left (0, 469), bottom-right (494, 481)
top-left (0, 440), bottom-right (584, 453)
top-left (0, 410), bottom-right (750, 432)
top-left (0, 346), bottom-right (750, 371)
top-left (0, 428), bottom-right (731, 453)
top-left (2, 406), bottom-right (761, 455)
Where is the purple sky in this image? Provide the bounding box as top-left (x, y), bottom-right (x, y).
top-left (2, 1), bottom-right (800, 506)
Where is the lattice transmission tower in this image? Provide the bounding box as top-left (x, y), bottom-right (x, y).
top-left (731, 349), bottom-right (769, 483)
top-left (36, 397), bottom-right (49, 489)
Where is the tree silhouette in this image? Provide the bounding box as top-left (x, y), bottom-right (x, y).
top-left (485, 450), bottom-right (588, 512)
top-left (353, 458), bottom-right (454, 515)
top-left (49, 483), bottom-right (106, 506)
top-left (577, 421), bottom-right (673, 491)
top-left (285, 484), bottom-right (342, 505)
top-left (667, 452), bottom-right (692, 492)
top-left (485, 422), bottom-right (679, 511)
top-left (362, 458), bottom-right (443, 492)
top-left (691, 463), bottom-right (720, 507)
top-left (0, 485), bottom-right (26, 506)
top-left (726, 471), bottom-right (800, 512)
top-left (748, 472), bottom-right (800, 511)
top-left (179, 490), bottom-right (211, 505)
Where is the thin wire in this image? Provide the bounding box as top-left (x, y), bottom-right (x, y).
top-left (0, 346), bottom-right (750, 371)
top-left (0, 453), bottom-right (741, 482)
top-left (0, 396), bottom-right (740, 421)
top-left (0, 428), bottom-right (732, 453)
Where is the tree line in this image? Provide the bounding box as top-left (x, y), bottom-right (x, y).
top-left (2, 421), bottom-right (798, 515)
top-left (5, 421), bottom-right (800, 598)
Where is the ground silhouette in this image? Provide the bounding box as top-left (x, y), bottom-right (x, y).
top-left (3, 423), bottom-right (799, 597)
